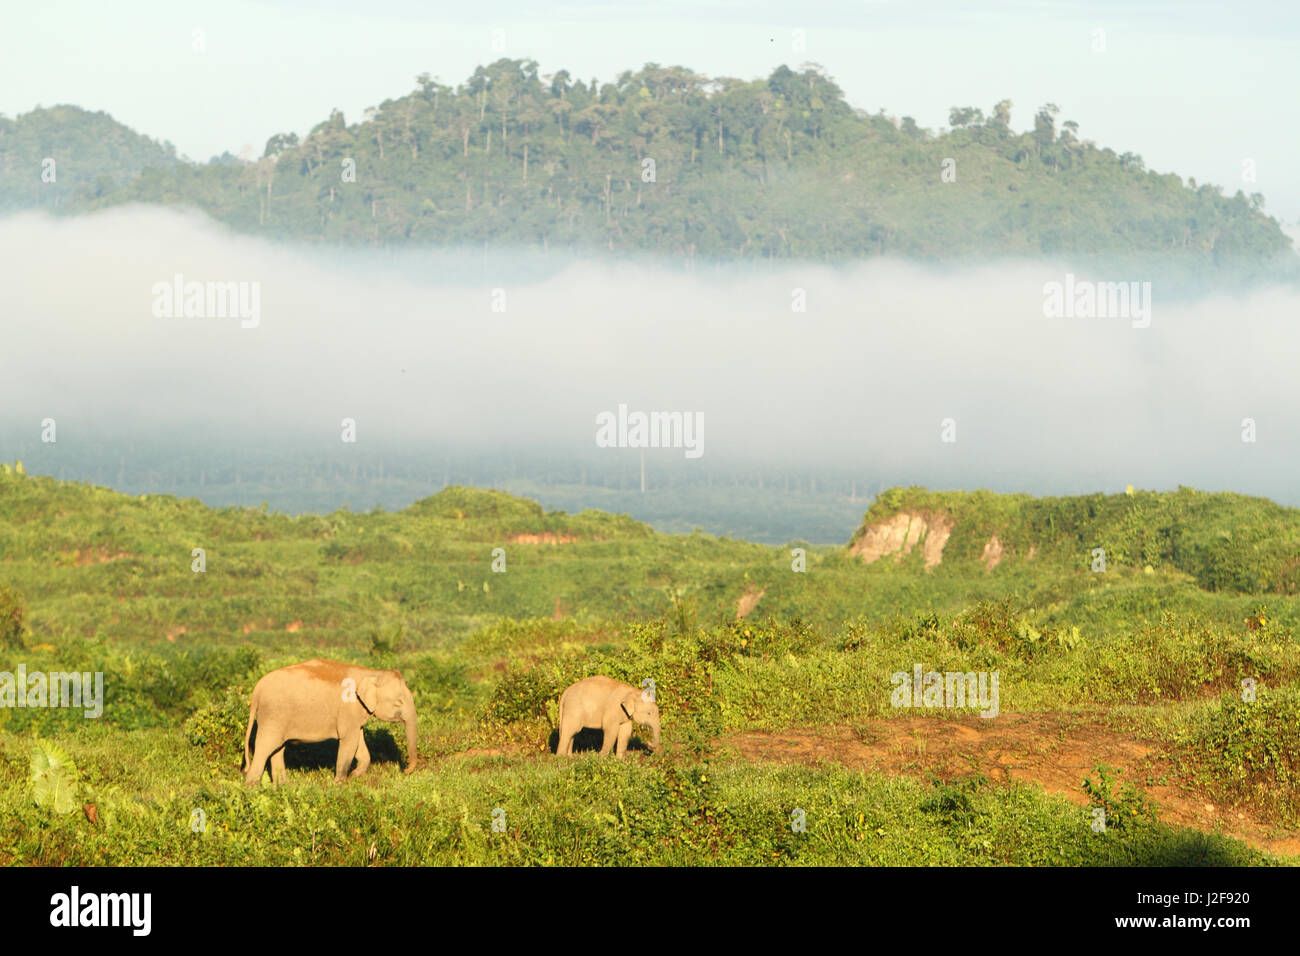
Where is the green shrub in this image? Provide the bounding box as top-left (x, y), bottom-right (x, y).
top-left (183, 684), bottom-right (251, 763)
top-left (730, 617), bottom-right (822, 658)
top-left (843, 611), bottom-right (943, 650)
top-left (0, 586), bottom-right (25, 649)
top-left (1183, 688), bottom-right (1300, 817)
top-left (919, 775), bottom-right (986, 828)
top-left (947, 598), bottom-right (1079, 657)
top-left (1082, 764), bottom-right (1155, 832)
top-left (141, 646), bottom-right (262, 719)
top-left (482, 671), bottom-right (561, 726)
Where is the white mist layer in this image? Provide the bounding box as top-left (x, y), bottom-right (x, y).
top-left (1, 205), bottom-right (1297, 501)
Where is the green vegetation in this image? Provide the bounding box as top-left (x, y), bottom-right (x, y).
top-left (1173, 688), bottom-right (1300, 824)
top-left (0, 429), bottom-right (877, 544)
top-left (1, 468), bottom-right (1297, 865)
top-left (3, 62), bottom-right (1292, 269)
top-left (0, 105), bottom-right (180, 212)
top-left (857, 486), bottom-right (1300, 594)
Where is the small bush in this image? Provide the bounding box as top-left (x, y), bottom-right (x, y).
top-left (1082, 764), bottom-right (1155, 832)
top-left (919, 775), bottom-right (986, 828)
top-left (184, 684), bottom-right (251, 763)
top-left (729, 618), bottom-right (822, 658)
top-left (482, 671), bottom-right (560, 726)
top-left (1186, 688), bottom-right (1300, 802)
top-left (949, 598), bottom-right (1080, 657)
top-left (141, 647), bottom-right (262, 719)
top-left (0, 586), bottom-right (25, 649)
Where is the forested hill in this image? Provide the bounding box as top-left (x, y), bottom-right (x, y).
top-left (2, 60), bottom-right (1293, 268)
top-left (0, 105), bottom-right (180, 212)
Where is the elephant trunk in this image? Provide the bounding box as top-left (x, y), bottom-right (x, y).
top-left (402, 703), bottom-right (419, 773)
top-left (649, 716), bottom-right (661, 751)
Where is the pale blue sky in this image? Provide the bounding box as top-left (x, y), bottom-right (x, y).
top-left (5, 0), bottom-right (1299, 224)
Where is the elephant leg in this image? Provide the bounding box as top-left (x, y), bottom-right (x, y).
top-left (557, 716), bottom-right (576, 756)
top-left (615, 722), bottom-right (634, 758)
top-left (244, 727), bottom-right (281, 786)
top-left (335, 729), bottom-right (361, 783)
top-left (270, 749), bottom-right (287, 785)
top-left (599, 718), bottom-right (620, 756)
top-left (349, 735), bottom-right (371, 778)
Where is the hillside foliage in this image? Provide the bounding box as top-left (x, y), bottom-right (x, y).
top-left (1, 62), bottom-right (1291, 268)
top-left (2, 468), bottom-right (1298, 864)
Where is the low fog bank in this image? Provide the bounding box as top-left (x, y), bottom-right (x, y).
top-left (2, 206), bottom-right (1298, 511)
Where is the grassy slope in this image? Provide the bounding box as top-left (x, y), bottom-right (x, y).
top-left (1, 469), bottom-right (1297, 864)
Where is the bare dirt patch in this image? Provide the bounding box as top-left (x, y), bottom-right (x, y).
top-left (981, 535), bottom-right (1004, 570)
top-left (62, 547), bottom-right (134, 567)
top-left (509, 533), bottom-right (579, 545)
top-left (728, 714), bottom-right (1300, 858)
top-left (850, 512), bottom-right (953, 569)
top-left (736, 588), bottom-right (766, 619)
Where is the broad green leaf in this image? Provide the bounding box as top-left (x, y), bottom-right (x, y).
top-left (30, 740), bottom-right (80, 814)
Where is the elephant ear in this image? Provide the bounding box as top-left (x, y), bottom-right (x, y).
top-left (620, 688), bottom-right (639, 719)
top-left (357, 675), bottom-right (380, 714)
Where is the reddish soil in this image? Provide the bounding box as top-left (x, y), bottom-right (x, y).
top-left (736, 588), bottom-right (766, 619)
top-left (849, 511), bottom-right (953, 569)
top-left (64, 547), bottom-right (134, 566)
top-left (727, 713), bottom-right (1300, 858)
top-left (509, 533), bottom-right (579, 545)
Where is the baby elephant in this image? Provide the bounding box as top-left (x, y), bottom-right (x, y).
top-left (556, 675), bottom-right (660, 758)
top-left (243, 659), bottom-right (418, 785)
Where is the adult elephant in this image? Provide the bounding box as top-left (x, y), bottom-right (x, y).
top-left (243, 659), bottom-right (418, 785)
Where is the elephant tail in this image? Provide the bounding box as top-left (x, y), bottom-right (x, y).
top-left (554, 688), bottom-right (566, 731)
top-left (243, 687), bottom-right (258, 769)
